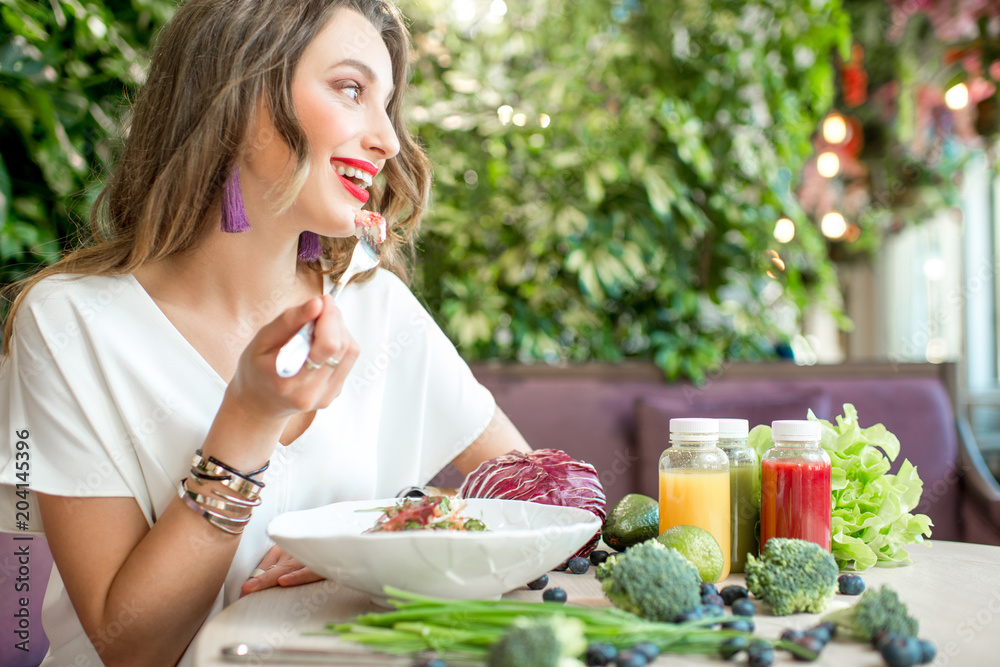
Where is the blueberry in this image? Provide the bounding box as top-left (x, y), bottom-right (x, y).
top-left (731, 598), bottom-right (756, 617)
top-left (804, 626), bottom-right (832, 646)
top-left (721, 618), bottom-right (753, 633)
top-left (917, 638), bottom-right (936, 664)
top-left (542, 587), bottom-right (567, 603)
top-left (413, 652), bottom-right (445, 667)
top-left (615, 649), bottom-right (648, 667)
top-left (553, 560), bottom-right (569, 572)
top-left (880, 636), bottom-right (921, 667)
top-left (589, 549), bottom-right (610, 566)
top-left (700, 582), bottom-right (719, 597)
top-left (584, 642), bottom-right (618, 666)
top-left (526, 574), bottom-right (548, 590)
top-left (700, 603), bottom-right (725, 618)
top-left (568, 556), bottom-right (590, 574)
top-left (792, 634), bottom-right (825, 660)
top-left (719, 635), bottom-right (748, 660)
top-left (873, 631), bottom-right (898, 651)
top-left (813, 621), bottom-right (836, 640)
top-left (702, 593), bottom-right (726, 608)
top-left (675, 607), bottom-right (706, 622)
top-left (720, 585), bottom-right (749, 605)
top-left (747, 639), bottom-right (774, 667)
top-left (631, 641), bottom-right (659, 661)
top-left (838, 573), bottom-right (865, 595)
top-left (781, 629), bottom-right (804, 643)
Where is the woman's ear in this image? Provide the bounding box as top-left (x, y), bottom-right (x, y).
top-left (246, 97), bottom-right (278, 156)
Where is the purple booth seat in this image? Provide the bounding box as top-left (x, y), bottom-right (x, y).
top-left (0, 531), bottom-right (52, 667)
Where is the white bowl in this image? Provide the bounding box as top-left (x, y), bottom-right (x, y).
top-left (267, 497), bottom-right (601, 604)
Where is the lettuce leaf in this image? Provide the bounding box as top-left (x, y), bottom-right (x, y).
top-left (748, 404), bottom-right (933, 570)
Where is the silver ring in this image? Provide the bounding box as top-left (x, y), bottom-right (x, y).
top-left (303, 357), bottom-right (322, 371)
top-left (325, 357), bottom-right (341, 368)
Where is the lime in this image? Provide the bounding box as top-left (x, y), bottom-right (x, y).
top-left (656, 525), bottom-right (724, 583)
top-left (602, 494), bottom-right (659, 552)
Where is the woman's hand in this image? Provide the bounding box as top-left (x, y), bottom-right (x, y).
top-left (202, 294), bottom-right (361, 472)
top-left (228, 294), bottom-right (361, 420)
top-left (240, 545), bottom-right (324, 597)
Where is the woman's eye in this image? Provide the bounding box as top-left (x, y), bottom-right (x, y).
top-left (343, 83), bottom-right (363, 102)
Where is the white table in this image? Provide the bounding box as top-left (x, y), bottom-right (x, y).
top-left (193, 540), bottom-right (1000, 665)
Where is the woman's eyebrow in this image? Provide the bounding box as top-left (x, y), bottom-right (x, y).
top-left (331, 58), bottom-right (395, 97)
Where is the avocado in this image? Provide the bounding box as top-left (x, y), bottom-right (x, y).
top-left (602, 493), bottom-right (659, 552)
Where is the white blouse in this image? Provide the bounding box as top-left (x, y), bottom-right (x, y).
top-left (0, 269), bottom-right (496, 666)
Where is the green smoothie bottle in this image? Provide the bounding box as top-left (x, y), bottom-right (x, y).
top-left (718, 418), bottom-right (759, 573)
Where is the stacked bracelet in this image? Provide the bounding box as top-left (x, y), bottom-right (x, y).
top-left (177, 481), bottom-right (251, 535)
top-left (179, 452), bottom-right (269, 535)
top-left (190, 452), bottom-right (265, 502)
top-left (178, 478), bottom-right (260, 514)
top-left (197, 449), bottom-right (269, 479)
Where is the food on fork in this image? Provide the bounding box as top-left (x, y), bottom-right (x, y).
top-left (354, 209), bottom-right (387, 245)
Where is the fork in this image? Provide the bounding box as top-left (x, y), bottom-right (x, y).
top-left (274, 237), bottom-right (380, 377)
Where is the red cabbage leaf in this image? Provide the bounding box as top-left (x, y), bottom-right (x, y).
top-left (458, 448), bottom-right (606, 556)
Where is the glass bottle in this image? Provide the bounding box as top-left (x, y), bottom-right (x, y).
top-left (760, 420), bottom-right (832, 552)
top-left (717, 418), bottom-right (759, 573)
top-left (658, 418), bottom-right (731, 581)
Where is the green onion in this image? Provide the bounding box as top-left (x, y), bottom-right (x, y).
top-left (319, 587), bottom-right (817, 662)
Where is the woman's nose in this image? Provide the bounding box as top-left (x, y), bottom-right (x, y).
top-left (365, 107), bottom-right (400, 161)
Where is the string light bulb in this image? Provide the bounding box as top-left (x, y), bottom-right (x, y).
top-left (816, 152), bottom-right (841, 178)
top-left (774, 217), bottom-right (795, 243)
top-left (944, 83), bottom-right (969, 110)
top-left (821, 211), bottom-right (847, 239)
top-left (822, 113), bottom-right (848, 144)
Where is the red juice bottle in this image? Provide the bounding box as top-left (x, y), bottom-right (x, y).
top-left (760, 420), bottom-right (831, 552)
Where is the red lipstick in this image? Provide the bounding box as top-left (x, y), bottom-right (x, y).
top-left (333, 157), bottom-right (378, 176)
top-left (336, 173), bottom-right (370, 204)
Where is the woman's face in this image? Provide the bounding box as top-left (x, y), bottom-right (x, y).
top-left (243, 9), bottom-right (400, 240)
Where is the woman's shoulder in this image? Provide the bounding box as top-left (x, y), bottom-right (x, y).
top-left (342, 268), bottom-right (436, 327)
top-left (347, 267), bottom-right (416, 303)
top-left (21, 272), bottom-right (132, 303)
top-left (15, 273), bottom-right (136, 324)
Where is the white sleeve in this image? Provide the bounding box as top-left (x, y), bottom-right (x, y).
top-left (370, 273), bottom-right (496, 496)
top-left (0, 280), bottom-right (140, 533)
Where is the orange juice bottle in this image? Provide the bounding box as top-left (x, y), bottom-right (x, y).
top-left (658, 418), bottom-right (731, 581)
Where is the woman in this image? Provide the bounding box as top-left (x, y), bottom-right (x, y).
top-left (0, 1), bottom-right (530, 665)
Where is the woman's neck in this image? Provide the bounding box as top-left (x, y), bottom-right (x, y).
top-left (134, 226), bottom-right (321, 320)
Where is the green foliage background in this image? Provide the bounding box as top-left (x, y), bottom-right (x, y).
top-left (0, 0), bottom-right (173, 283)
top-left (405, 0), bottom-right (851, 380)
top-left (0, 0), bottom-right (854, 380)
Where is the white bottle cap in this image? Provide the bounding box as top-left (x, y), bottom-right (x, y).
top-left (771, 420), bottom-right (821, 442)
top-left (669, 418), bottom-right (719, 442)
top-left (718, 419), bottom-right (749, 438)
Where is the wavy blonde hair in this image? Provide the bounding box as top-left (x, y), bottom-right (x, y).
top-left (3, 0), bottom-right (430, 350)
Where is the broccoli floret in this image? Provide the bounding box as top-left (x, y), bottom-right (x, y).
top-left (594, 540), bottom-right (701, 622)
top-left (745, 538), bottom-right (838, 615)
top-left (487, 614), bottom-right (586, 667)
top-left (822, 585), bottom-right (919, 642)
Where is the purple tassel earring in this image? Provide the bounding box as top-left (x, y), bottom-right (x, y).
top-left (220, 166), bottom-right (252, 233)
top-left (297, 231), bottom-right (322, 262)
